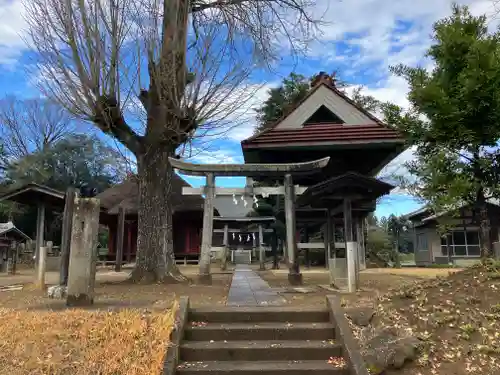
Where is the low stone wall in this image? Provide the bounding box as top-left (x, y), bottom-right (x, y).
top-left (326, 295), bottom-right (370, 375)
top-left (163, 296), bottom-right (190, 375)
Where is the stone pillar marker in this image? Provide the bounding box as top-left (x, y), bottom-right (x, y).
top-left (259, 224), bottom-right (265, 270)
top-left (37, 246), bottom-right (47, 290)
top-left (343, 198), bottom-right (357, 293)
top-left (35, 202), bottom-right (45, 271)
top-left (284, 173), bottom-right (302, 285)
top-left (198, 173), bottom-right (215, 284)
top-left (66, 197), bottom-right (100, 306)
top-left (60, 187), bottom-right (77, 285)
top-left (221, 224), bottom-right (229, 271)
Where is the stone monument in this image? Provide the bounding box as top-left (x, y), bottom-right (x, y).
top-left (66, 197), bottom-right (100, 306)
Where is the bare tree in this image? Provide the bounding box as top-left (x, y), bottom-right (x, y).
top-left (0, 96), bottom-right (76, 161)
top-left (23, 0), bottom-right (320, 283)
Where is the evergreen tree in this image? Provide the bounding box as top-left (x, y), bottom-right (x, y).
top-left (384, 5), bottom-right (500, 259)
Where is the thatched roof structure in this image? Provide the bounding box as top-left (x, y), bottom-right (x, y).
top-left (96, 173), bottom-right (205, 215)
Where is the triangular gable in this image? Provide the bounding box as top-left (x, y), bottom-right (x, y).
top-left (244, 79), bottom-right (389, 145)
top-left (275, 84), bottom-right (377, 129)
top-left (303, 105), bottom-right (344, 125)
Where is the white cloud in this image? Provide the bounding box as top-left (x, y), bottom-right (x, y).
top-left (193, 82), bottom-right (276, 143)
top-left (309, 0), bottom-right (497, 68)
top-left (189, 148), bottom-right (243, 165)
top-left (0, 0), bottom-right (27, 64)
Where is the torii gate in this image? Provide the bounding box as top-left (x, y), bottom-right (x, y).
top-left (169, 156), bottom-right (330, 285)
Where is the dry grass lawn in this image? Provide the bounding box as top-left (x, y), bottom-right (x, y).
top-left (0, 265), bottom-right (233, 375)
top-left (258, 267), bottom-right (457, 306)
top-left (0, 266), bottom-right (232, 310)
top-left (0, 305), bottom-right (176, 375)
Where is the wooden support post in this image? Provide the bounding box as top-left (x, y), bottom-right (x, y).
top-left (272, 230), bottom-right (279, 269)
top-left (284, 174), bottom-right (302, 285)
top-left (326, 211), bottom-right (332, 269)
top-left (126, 222), bottom-right (133, 263)
top-left (35, 202), bottom-right (45, 270)
top-left (354, 218), bottom-right (360, 287)
top-left (259, 224), bottom-right (265, 270)
top-left (9, 242), bottom-right (16, 275)
top-left (115, 207), bottom-right (126, 272)
top-left (344, 198), bottom-right (357, 292)
top-left (356, 217), bottom-right (366, 271)
top-left (67, 198), bottom-right (100, 306)
top-left (60, 187), bottom-right (77, 285)
top-left (37, 246), bottom-right (47, 290)
top-left (252, 232), bottom-right (257, 259)
top-left (198, 173), bottom-right (215, 284)
top-left (304, 228), bottom-right (310, 269)
top-left (221, 224), bottom-right (229, 271)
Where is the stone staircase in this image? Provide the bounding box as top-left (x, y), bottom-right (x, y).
top-left (173, 305), bottom-right (356, 375)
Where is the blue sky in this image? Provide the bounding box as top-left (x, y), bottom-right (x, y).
top-left (0, 0), bottom-right (498, 219)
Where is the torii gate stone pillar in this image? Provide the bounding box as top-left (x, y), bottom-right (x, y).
top-left (284, 174), bottom-right (302, 285)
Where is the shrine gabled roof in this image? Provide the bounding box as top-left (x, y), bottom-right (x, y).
top-left (241, 78), bottom-right (404, 149)
top-left (297, 172), bottom-right (394, 206)
top-left (0, 222), bottom-right (31, 241)
top-left (0, 183), bottom-right (65, 209)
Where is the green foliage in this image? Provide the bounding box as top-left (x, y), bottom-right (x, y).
top-left (5, 134), bottom-right (127, 192)
top-left (2, 134), bottom-right (127, 243)
top-left (366, 214), bottom-right (414, 267)
top-left (366, 226), bottom-right (393, 263)
top-left (384, 5), bottom-right (500, 257)
top-left (254, 73), bottom-right (310, 133)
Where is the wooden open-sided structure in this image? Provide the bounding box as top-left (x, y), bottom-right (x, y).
top-left (96, 173), bottom-right (209, 269)
top-left (0, 183), bottom-right (66, 267)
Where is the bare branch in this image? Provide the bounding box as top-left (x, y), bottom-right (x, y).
top-left (23, 0), bottom-right (143, 154)
top-left (0, 96), bottom-right (76, 159)
top-left (24, 0), bottom-right (320, 157)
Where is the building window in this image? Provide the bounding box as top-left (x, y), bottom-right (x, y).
top-left (416, 233), bottom-right (428, 251)
top-left (441, 230), bottom-right (480, 257)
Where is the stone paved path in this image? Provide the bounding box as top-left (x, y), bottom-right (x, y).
top-left (226, 265), bottom-right (284, 306)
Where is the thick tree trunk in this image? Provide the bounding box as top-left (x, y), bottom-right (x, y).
top-left (129, 145), bottom-right (187, 283)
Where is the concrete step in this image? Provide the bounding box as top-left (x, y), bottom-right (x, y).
top-left (180, 340), bottom-right (342, 362)
top-left (189, 307), bottom-right (330, 323)
top-left (185, 322), bottom-right (336, 341)
top-left (176, 360), bottom-right (350, 375)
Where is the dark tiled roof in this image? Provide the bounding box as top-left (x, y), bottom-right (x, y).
top-left (242, 123), bottom-right (402, 147)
